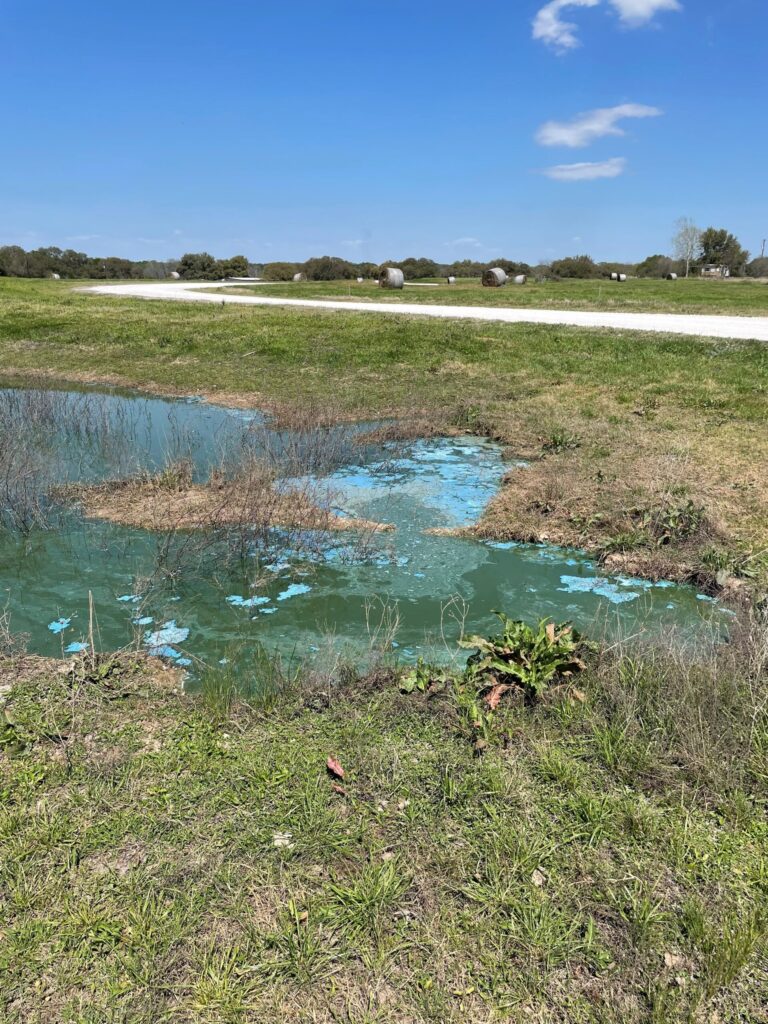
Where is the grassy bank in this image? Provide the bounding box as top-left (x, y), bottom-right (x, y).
top-left (1, 629), bottom-right (766, 1023)
top-left (1, 279), bottom-right (768, 590)
top-left (227, 276), bottom-right (768, 316)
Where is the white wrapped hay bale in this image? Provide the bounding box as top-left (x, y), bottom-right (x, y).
top-left (513, 274), bottom-right (527, 285)
top-left (482, 267), bottom-right (507, 287)
top-left (379, 267), bottom-right (404, 289)
top-left (293, 272), bottom-right (306, 282)
top-left (666, 272), bottom-right (678, 280)
top-left (447, 275), bottom-right (456, 285)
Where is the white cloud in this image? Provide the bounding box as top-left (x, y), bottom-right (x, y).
top-left (542, 157), bottom-right (627, 181)
top-left (66, 233), bottom-right (101, 242)
top-left (608, 0), bottom-right (681, 25)
top-left (533, 0), bottom-right (681, 51)
top-left (532, 0), bottom-right (600, 52)
top-left (536, 103), bottom-right (662, 147)
top-left (445, 236), bottom-right (483, 248)
top-left (341, 239), bottom-right (364, 247)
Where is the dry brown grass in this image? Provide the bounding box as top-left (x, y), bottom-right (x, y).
top-left (67, 464), bottom-right (393, 535)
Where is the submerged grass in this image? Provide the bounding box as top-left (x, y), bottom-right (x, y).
top-left (1, 620), bottom-right (766, 1023)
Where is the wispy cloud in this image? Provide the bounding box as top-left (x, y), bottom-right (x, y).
top-left (542, 157), bottom-right (627, 181)
top-left (341, 239), bottom-right (364, 247)
top-left (533, 0), bottom-right (681, 51)
top-left (532, 0), bottom-right (600, 52)
top-left (66, 233), bottom-right (101, 242)
top-left (445, 237), bottom-right (483, 248)
top-left (536, 103), bottom-right (662, 147)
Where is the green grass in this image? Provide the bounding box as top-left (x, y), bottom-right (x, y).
top-left (230, 276), bottom-right (768, 316)
top-left (2, 278), bottom-right (768, 584)
top-left (1, 278), bottom-right (766, 417)
top-left (1, 644), bottom-right (766, 1023)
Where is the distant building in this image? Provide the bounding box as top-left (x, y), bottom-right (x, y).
top-left (700, 264), bottom-right (731, 279)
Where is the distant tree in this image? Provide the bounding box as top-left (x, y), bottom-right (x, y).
top-left (549, 254), bottom-right (599, 279)
top-left (446, 259), bottom-right (485, 278)
top-left (671, 218), bottom-right (702, 278)
top-left (261, 261), bottom-right (299, 281)
top-left (303, 255), bottom-right (355, 280)
top-left (746, 256), bottom-right (768, 278)
top-left (635, 254), bottom-right (675, 278)
top-left (220, 255), bottom-right (249, 278)
top-left (383, 257), bottom-right (440, 280)
top-left (178, 252), bottom-right (219, 280)
top-left (354, 262), bottom-right (378, 279)
top-left (0, 246), bottom-right (30, 276)
top-left (699, 227), bottom-right (750, 275)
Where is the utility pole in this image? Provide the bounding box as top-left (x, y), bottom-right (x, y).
top-left (761, 238), bottom-right (766, 259)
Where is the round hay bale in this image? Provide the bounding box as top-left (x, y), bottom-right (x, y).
top-left (379, 267), bottom-right (404, 289)
top-left (356, 276), bottom-right (364, 283)
top-left (610, 272), bottom-right (619, 281)
top-left (482, 267), bottom-right (507, 288)
top-left (513, 274), bottom-right (527, 285)
top-left (50, 272), bottom-right (61, 280)
top-left (665, 272), bottom-right (678, 280)
top-left (169, 271), bottom-right (180, 279)
top-left (293, 272), bottom-right (306, 282)
top-left (447, 275), bottom-right (456, 285)
top-left (618, 274), bottom-right (627, 282)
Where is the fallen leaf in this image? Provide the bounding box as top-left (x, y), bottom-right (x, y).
top-left (297, 910), bottom-right (309, 924)
top-left (546, 622), bottom-right (556, 642)
top-left (381, 850), bottom-right (395, 862)
top-left (664, 952), bottom-right (684, 969)
top-left (326, 756), bottom-right (345, 779)
top-left (570, 688), bottom-right (586, 704)
top-left (531, 868), bottom-right (546, 888)
top-left (485, 683), bottom-right (510, 710)
top-left (330, 783), bottom-right (346, 796)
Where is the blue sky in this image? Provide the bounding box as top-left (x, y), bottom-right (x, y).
top-left (2, 0), bottom-right (765, 264)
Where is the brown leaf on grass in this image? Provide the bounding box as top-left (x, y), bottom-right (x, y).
top-left (330, 783), bottom-right (347, 796)
top-left (570, 688), bottom-right (587, 703)
top-left (546, 622), bottom-right (556, 642)
top-left (485, 683), bottom-right (510, 710)
top-left (326, 756), bottom-right (345, 779)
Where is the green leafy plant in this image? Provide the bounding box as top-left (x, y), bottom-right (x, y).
top-left (459, 614), bottom-right (591, 704)
top-left (543, 430), bottom-right (581, 454)
top-left (399, 658), bottom-right (449, 694)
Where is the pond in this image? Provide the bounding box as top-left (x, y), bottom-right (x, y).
top-left (0, 384), bottom-right (726, 675)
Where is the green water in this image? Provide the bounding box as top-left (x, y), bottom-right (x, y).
top-left (0, 384), bottom-right (726, 673)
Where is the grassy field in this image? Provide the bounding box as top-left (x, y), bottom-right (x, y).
top-left (1, 633), bottom-right (766, 1023)
top-left (228, 276), bottom-right (768, 316)
top-left (1, 279), bottom-right (768, 1021)
top-left (1, 278), bottom-right (767, 589)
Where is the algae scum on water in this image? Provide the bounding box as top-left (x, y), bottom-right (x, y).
top-left (0, 384), bottom-right (726, 677)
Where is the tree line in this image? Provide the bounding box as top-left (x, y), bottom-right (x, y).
top-left (1, 223), bottom-right (765, 282)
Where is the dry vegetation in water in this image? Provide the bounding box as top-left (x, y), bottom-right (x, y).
top-left (64, 458), bottom-right (393, 535)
